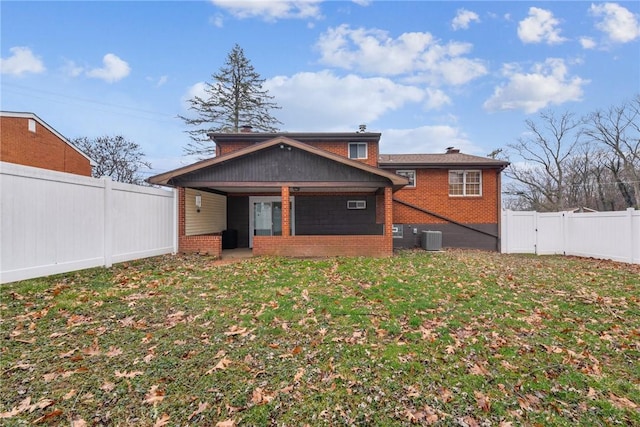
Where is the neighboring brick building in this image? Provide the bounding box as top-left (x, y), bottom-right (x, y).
top-left (0, 111), bottom-right (94, 176)
top-left (149, 131), bottom-right (509, 257)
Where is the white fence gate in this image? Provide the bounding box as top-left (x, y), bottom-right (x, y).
top-left (1, 162), bottom-right (177, 284)
top-left (501, 208), bottom-right (640, 264)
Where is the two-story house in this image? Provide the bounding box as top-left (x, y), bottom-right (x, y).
top-left (0, 111), bottom-right (94, 176)
top-left (148, 130), bottom-right (508, 257)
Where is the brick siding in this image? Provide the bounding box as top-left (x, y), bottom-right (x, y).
top-left (253, 235), bottom-right (392, 257)
top-left (392, 169), bottom-right (500, 224)
top-left (0, 116), bottom-right (91, 176)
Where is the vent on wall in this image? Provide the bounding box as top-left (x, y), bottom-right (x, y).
top-left (347, 200), bottom-right (366, 210)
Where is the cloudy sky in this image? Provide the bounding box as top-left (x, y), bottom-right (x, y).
top-left (1, 1), bottom-right (639, 176)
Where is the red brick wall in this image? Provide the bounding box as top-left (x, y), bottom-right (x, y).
top-left (253, 235), bottom-right (392, 257)
top-left (392, 169), bottom-right (501, 224)
top-left (176, 187), bottom-right (222, 256)
top-left (0, 116), bottom-right (92, 176)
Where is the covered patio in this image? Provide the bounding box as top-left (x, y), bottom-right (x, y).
top-left (149, 136), bottom-right (407, 258)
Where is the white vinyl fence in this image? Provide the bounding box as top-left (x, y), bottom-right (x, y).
top-left (501, 208), bottom-right (640, 264)
top-left (1, 162), bottom-right (177, 284)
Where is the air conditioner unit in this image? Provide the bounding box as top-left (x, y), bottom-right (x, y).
top-left (422, 230), bottom-right (442, 251)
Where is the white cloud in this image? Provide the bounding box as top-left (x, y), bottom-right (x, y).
top-left (424, 88), bottom-right (451, 110)
top-left (590, 2), bottom-right (640, 44)
top-left (210, 0), bottom-right (322, 21)
top-left (263, 70), bottom-right (424, 131)
top-left (483, 58), bottom-right (588, 114)
top-left (181, 81), bottom-right (208, 110)
top-left (147, 75), bottom-right (168, 87)
top-left (86, 53), bottom-right (130, 83)
top-left (579, 37), bottom-right (597, 49)
top-left (452, 9), bottom-right (480, 31)
top-left (0, 46), bottom-right (45, 76)
top-left (380, 126), bottom-right (478, 155)
top-left (518, 7), bottom-right (567, 44)
top-left (62, 59), bottom-right (84, 77)
top-left (316, 25), bottom-right (487, 85)
top-left (209, 14), bottom-right (225, 28)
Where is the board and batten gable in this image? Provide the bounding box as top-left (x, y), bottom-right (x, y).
top-left (184, 188), bottom-right (226, 236)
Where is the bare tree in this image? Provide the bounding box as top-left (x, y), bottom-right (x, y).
top-left (179, 44), bottom-right (282, 159)
top-left (504, 110), bottom-right (583, 211)
top-left (583, 96), bottom-right (640, 208)
top-left (73, 135), bottom-right (151, 185)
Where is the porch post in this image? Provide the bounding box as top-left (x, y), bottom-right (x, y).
top-left (384, 186), bottom-right (393, 237)
top-left (281, 186), bottom-right (290, 237)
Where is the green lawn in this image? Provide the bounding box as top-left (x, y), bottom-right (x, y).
top-left (1, 250), bottom-right (638, 426)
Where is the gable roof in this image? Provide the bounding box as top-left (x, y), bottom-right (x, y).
top-left (148, 135), bottom-right (408, 188)
top-left (0, 111), bottom-right (96, 166)
top-left (378, 153), bottom-right (509, 170)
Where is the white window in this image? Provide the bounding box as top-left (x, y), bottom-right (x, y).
top-left (348, 142), bottom-right (367, 159)
top-left (449, 170), bottom-right (482, 196)
top-left (396, 170), bottom-right (416, 187)
top-left (347, 200), bottom-right (366, 209)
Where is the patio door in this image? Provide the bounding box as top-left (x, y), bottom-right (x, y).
top-left (249, 196), bottom-right (295, 248)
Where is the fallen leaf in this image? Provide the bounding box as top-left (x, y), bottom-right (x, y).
top-left (101, 381), bottom-right (116, 392)
top-left (608, 393), bottom-right (638, 410)
top-left (206, 357), bottom-right (232, 374)
top-left (216, 420), bottom-right (236, 427)
top-left (153, 413), bottom-right (170, 427)
top-left (294, 367), bottom-right (305, 383)
top-left (82, 338), bottom-right (101, 356)
top-left (33, 409), bottom-right (63, 424)
top-left (71, 418), bottom-right (88, 427)
top-left (474, 390), bottom-right (491, 412)
top-left (63, 389), bottom-right (77, 400)
top-left (106, 346), bottom-right (123, 357)
top-left (187, 402), bottom-right (209, 421)
top-left (59, 348), bottom-right (79, 358)
top-left (144, 385), bottom-right (165, 405)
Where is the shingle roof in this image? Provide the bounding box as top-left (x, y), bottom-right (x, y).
top-left (378, 153), bottom-right (509, 169)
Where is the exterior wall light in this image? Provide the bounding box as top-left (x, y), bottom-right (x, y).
top-left (195, 194), bottom-right (202, 213)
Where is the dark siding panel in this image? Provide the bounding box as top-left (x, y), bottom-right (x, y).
top-left (227, 196), bottom-right (249, 248)
top-left (393, 223), bottom-right (498, 251)
top-left (176, 146), bottom-right (387, 184)
top-left (296, 196), bottom-right (383, 235)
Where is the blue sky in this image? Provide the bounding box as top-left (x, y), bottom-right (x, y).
top-left (2, 1), bottom-right (639, 177)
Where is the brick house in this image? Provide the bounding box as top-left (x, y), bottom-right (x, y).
top-left (0, 111), bottom-right (94, 176)
top-left (148, 131), bottom-right (508, 257)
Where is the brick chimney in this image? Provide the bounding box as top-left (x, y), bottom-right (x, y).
top-left (240, 125), bottom-right (253, 133)
top-left (446, 147), bottom-right (460, 154)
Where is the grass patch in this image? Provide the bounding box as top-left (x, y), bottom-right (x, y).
top-left (1, 250), bottom-right (638, 426)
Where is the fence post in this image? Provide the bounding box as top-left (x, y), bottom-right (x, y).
top-left (103, 177), bottom-right (113, 268)
top-left (172, 187), bottom-right (178, 255)
top-left (628, 208), bottom-right (635, 264)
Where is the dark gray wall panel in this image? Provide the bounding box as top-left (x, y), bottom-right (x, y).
top-left (227, 196), bottom-right (249, 248)
top-left (176, 146), bottom-right (387, 184)
top-left (393, 223), bottom-right (499, 251)
top-left (296, 195), bottom-right (383, 235)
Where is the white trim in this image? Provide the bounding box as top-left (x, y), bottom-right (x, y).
top-left (248, 196), bottom-right (295, 248)
top-left (348, 142), bottom-right (368, 159)
top-left (448, 169), bottom-right (482, 197)
top-left (396, 169), bottom-right (416, 187)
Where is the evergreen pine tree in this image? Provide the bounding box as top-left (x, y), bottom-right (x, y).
top-left (179, 44), bottom-right (282, 158)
